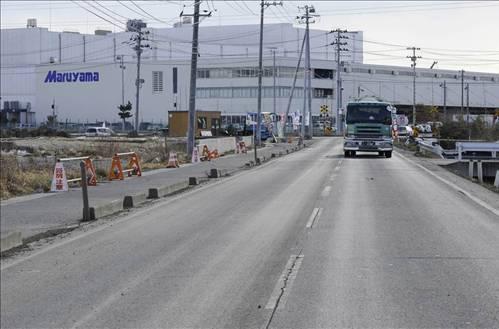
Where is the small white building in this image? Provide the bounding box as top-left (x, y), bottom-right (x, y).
top-left (1, 20), bottom-right (498, 128)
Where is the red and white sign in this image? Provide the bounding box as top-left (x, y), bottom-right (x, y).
top-left (192, 147), bottom-right (200, 164)
top-left (50, 162), bottom-right (68, 192)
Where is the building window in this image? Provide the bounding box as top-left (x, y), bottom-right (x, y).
top-left (314, 69), bottom-right (333, 79)
top-left (197, 69), bottom-right (210, 78)
top-left (197, 116), bottom-right (207, 129)
top-left (152, 71), bottom-right (163, 93)
top-left (313, 88), bottom-right (333, 98)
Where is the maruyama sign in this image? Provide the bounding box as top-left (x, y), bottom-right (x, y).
top-left (44, 70), bottom-right (99, 83)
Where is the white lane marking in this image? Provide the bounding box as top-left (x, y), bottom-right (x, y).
top-left (306, 207), bottom-right (323, 228)
top-left (334, 166), bottom-right (340, 171)
top-left (329, 174), bottom-right (337, 181)
top-left (321, 186), bottom-right (332, 197)
top-left (396, 152), bottom-right (499, 217)
top-left (338, 159), bottom-right (343, 166)
top-left (265, 255), bottom-right (304, 310)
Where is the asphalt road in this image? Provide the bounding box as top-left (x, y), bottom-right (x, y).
top-left (2, 138), bottom-right (498, 328)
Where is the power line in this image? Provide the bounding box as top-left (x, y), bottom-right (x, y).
top-left (70, 0), bottom-right (125, 30)
top-left (128, 0), bottom-right (172, 25)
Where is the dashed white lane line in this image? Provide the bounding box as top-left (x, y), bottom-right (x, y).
top-left (334, 166), bottom-right (341, 171)
top-left (265, 254), bottom-right (304, 310)
top-left (306, 207), bottom-right (323, 228)
top-left (321, 186), bottom-right (332, 197)
top-left (330, 174), bottom-right (337, 181)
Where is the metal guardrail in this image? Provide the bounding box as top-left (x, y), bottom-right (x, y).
top-left (456, 142), bottom-right (499, 161)
top-left (416, 139), bottom-right (445, 159)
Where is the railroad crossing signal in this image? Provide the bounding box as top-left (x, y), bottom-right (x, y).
top-left (319, 105), bottom-right (330, 120)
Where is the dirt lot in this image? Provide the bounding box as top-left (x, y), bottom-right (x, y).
top-left (0, 136), bottom-right (187, 200)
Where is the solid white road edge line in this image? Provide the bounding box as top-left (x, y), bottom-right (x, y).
top-left (396, 151), bottom-right (499, 217)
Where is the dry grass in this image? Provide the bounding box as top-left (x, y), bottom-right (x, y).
top-left (0, 155), bottom-right (53, 199)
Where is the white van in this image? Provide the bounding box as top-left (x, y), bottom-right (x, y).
top-left (85, 127), bottom-right (113, 137)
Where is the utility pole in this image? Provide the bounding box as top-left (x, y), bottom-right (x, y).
top-left (407, 46), bottom-right (422, 126)
top-left (256, 1), bottom-right (282, 162)
top-left (272, 49), bottom-right (276, 115)
top-left (461, 69), bottom-right (465, 115)
top-left (126, 19), bottom-right (150, 134)
top-left (297, 6), bottom-right (318, 138)
top-left (117, 55), bottom-right (126, 106)
top-left (466, 82), bottom-right (470, 140)
top-left (284, 34), bottom-right (306, 136)
top-left (182, 1), bottom-right (211, 156)
top-left (330, 29), bottom-right (349, 134)
top-left (357, 85), bottom-right (364, 99)
top-left (440, 80), bottom-right (447, 121)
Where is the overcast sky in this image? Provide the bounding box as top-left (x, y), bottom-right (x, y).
top-left (2, 1), bottom-right (499, 73)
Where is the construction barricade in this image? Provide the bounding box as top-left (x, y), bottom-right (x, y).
top-left (200, 145), bottom-right (220, 161)
top-left (166, 151), bottom-right (180, 168)
top-left (51, 156), bottom-right (97, 192)
top-left (108, 152), bottom-right (142, 181)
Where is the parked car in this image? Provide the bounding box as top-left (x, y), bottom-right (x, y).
top-left (85, 127), bottom-right (113, 137)
top-left (397, 125), bottom-right (409, 137)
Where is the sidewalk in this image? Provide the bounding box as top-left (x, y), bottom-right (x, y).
top-left (1, 142), bottom-right (305, 251)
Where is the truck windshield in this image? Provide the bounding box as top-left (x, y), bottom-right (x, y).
top-left (346, 105), bottom-right (392, 125)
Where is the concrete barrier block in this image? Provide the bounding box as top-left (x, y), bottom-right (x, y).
top-left (494, 170), bottom-right (499, 188)
top-left (148, 188), bottom-right (160, 199)
top-left (189, 177), bottom-right (198, 185)
top-left (123, 192), bottom-right (148, 209)
top-left (209, 168), bottom-right (220, 178)
top-left (90, 199), bottom-right (123, 220)
top-left (156, 181), bottom-right (190, 197)
top-left (1, 232), bottom-right (22, 253)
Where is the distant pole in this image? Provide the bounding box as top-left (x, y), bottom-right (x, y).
top-left (183, 1), bottom-right (211, 156)
top-left (305, 6), bottom-right (313, 138)
top-left (407, 46), bottom-right (422, 126)
top-left (256, 1), bottom-right (282, 161)
top-left (272, 49), bottom-right (276, 115)
top-left (330, 28), bottom-right (348, 134)
top-left (443, 80), bottom-right (447, 121)
top-left (134, 35), bottom-right (142, 133)
top-left (466, 82), bottom-right (470, 140)
top-left (461, 69), bottom-right (465, 115)
top-left (284, 34), bottom-right (306, 134)
top-left (256, 0), bottom-right (265, 162)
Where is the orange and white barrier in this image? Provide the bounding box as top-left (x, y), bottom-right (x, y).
top-left (51, 156), bottom-right (97, 192)
top-left (239, 141), bottom-right (247, 154)
top-left (108, 152), bottom-right (142, 181)
top-left (167, 151), bottom-right (180, 168)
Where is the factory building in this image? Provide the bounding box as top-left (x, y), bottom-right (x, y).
top-left (1, 19), bottom-right (498, 129)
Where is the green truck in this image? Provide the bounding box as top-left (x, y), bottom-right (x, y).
top-left (343, 97), bottom-right (395, 158)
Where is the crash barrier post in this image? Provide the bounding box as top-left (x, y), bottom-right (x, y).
top-left (108, 152), bottom-right (142, 181)
top-left (167, 151), bottom-right (180, 168)
top-left (80, 161), bottom-right (91, 221)
top-left (51, 156), bottom-right (97, 192)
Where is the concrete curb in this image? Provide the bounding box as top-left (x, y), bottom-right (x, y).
top-left (1, 232), bottom-right (22, 253)
top-left (89, 199), bottom-right (123, 220)
top-left (148, 181), bottom-right (190, 199)
top-left (123, 192), bottom-right (149, 209)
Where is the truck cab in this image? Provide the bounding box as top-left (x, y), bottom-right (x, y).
top-left (343, 97), bottom-right (395, 158)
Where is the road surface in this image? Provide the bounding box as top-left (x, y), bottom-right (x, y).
top-left (2, 138), bottom-right (498, 328)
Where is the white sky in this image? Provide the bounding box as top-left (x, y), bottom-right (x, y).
top-left (2, 1), bottom-right (499, 73)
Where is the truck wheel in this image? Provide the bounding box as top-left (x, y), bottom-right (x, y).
top-left (385, 151), bottom-right (392, 158)
top-left (378, 151), bottom-right (384, 157)
top-left (344, 151), bottom-right (350, 157)
top-left (351, 151), bottom-right (356, 157)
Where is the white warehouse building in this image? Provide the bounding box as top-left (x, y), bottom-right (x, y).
top-left (1, 20), bottom-right (498, 128)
